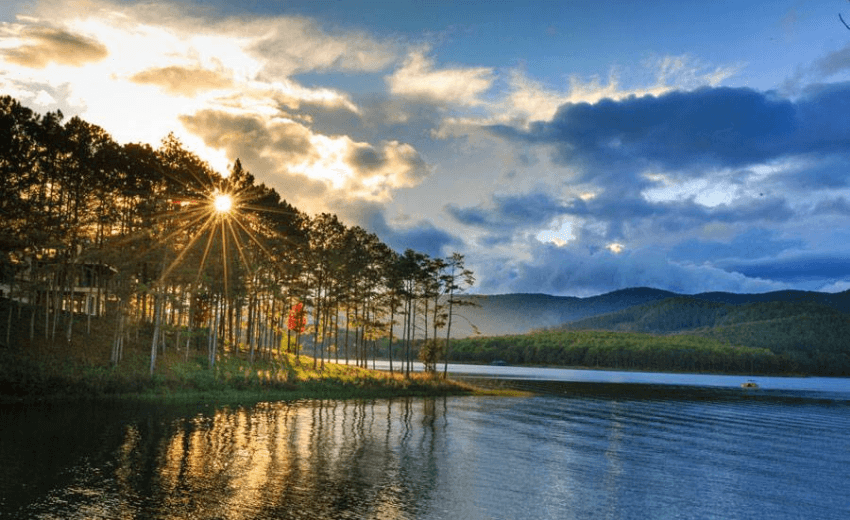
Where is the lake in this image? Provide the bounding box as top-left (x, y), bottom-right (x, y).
top-left (1, 366), bottom-right (849, 519)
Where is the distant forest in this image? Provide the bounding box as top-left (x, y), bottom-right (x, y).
top-left (451, 295), bottom-right (850, 376)
top-left (0, 96), bottom-right (473, 378)
top-left (451, 330), bottom-right (779, 375)
top-left (559, 296), bottom-right (850, 375)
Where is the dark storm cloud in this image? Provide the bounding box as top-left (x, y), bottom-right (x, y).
top-left (480, 241), bottom-right (780, 297)
top-left (447, 185), bottom-right (794, 244)
top-left (338, 200), bottom-right (462, 258)
top-left (501, 87), bottom-right (797, 172)
top-left (721, 254), bottom-right (850, 283)
top-left (577, 195), bottom-right (794, 241)
top-left (795, 82), bottom-right (850, 154)
top-left (495, 85), bottom-right (850, 179)
top-left (446, 191), bottom-right (570, 229)
top-left (668, 228), bottom-right (802, 264)
top-left (678, 196), bottom-right (795, 225)
top-left (386, 223), bottom-right (462, 258)
top-left (445, 205), bottom-right (493, 227)
top-left (368, 215), bottom-right (462, 258)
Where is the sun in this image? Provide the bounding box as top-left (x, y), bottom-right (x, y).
top-left (213, 193), bottom-right (233, 213)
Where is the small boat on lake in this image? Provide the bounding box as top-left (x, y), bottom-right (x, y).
top-left (741, 380), bottom-right (759, 389)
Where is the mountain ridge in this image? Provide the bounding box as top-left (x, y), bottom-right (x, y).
top-left (451, 287), bottom-right (850, 337)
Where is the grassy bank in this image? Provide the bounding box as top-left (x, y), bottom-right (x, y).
top-left (0, 349), bottom-right (487, 405)
top-left (0, 343), bottom-right (495, 404)
top-left (0, 302), bottom-right (493, 404)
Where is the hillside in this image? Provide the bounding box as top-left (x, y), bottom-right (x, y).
top-left (443, 287), bottom-right (850, 375)
top-left (450, 288), bottom-right (850, 338)
top-left (556, 296), bottom-right (850, 375)
top-left (449, 287), bottom-right (677, 337)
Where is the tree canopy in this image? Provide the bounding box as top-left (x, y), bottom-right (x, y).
top-left (0, 96), bottom-right (473, 378)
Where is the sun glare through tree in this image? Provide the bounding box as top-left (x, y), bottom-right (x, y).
top-left (213, 192), bottom-right (233, 214)
top-left (0, 92), bottom-right (479, 403)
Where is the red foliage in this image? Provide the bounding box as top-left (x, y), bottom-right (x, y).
top-left (287, 302), bottom-right (307, 333)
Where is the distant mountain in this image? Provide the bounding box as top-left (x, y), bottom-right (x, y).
top-left (449, 287), bottom-right (850, 338)
top-left (562, 296), bottom-right (849, 332)
top-left (449, 287), bottom-right (677, 337)
top-left (446, 287), bottom-right (850, 375)
top-left (557, 294), bottom-right (850, 367)
top-left (687, 289), bottom-right (850, 311)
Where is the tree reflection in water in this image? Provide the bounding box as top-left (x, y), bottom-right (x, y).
top-left (5, 398), bottom-right (446, 519)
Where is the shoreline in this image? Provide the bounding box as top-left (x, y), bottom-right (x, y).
top-left (0, 351), bottom-right (526, 406)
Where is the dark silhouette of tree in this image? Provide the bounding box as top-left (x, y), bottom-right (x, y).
top-left (0, 96), bottom-right (476, 383)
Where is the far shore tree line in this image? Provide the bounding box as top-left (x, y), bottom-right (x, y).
top-left (0, 95), bottom-right (474, 378)
top-left (450, 331), bottom-right (785, 375)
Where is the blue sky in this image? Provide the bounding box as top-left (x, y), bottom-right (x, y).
top-left (3, 0), bottom-right (850, 296)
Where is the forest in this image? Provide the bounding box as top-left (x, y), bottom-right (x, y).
top-left (0, 95), bottom-right (474, 392)
top-left (556, 297), bottom-right (850, 375)
top-left (450, 330), bottom-right (781, 375)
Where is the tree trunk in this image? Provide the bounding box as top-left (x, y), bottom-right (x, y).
top-left (442, 292), bottom-right (454, 378)
top-left (149, 292), bottom-right (162, 376)
top-left (387, 301), bottom-right (395, 375)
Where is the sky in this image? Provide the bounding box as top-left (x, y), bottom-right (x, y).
top-left (3, 0), bottom-right (850, 297)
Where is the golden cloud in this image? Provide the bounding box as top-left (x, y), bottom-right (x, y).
top-left (130, 66), bottom-right (233, 96)
top-left (387, 51), bottom-right (494, 106)
top-left (3, 25), bottom-right (108, 68)
top-left (180, 109), bottom-right (429, 203)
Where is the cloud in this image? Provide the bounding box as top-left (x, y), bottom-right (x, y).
top-left (448, 185), bottom-right (795, 250)
top-left (511, 87), bottom-right (799, 173)
top-left (812, 197), bottom-right (850, 216)
top-left (720, 254), bottom-right (850, 283)
top-left (333, 200), bottom-right (463, 258)
top-left (2, 25), bottom-right (107, 67)
top-left (446, 190), bottom-right (570, 230)
top-left (812, 44), bottom-right (850, 78)
top-left (386, 51), bottom-right (494, 106)
top-left (23, 0), bottom-right (400, 77)
top-left (247, 17), bottom-right (399, 78)
top-left (434, 54), bottom-right (743, 138)
top-left (668, 228), bottom-right (802, 264)
top-left (474, 240), bottom-right (782, 297)
top-left (180, 108), bottom-right (430, 204)
top-left (486, 85), bottom-right (850, 227)
top-left (783, 42), bottom-right (850, 92)
top-left (130, 66), bottom-right (233, 96)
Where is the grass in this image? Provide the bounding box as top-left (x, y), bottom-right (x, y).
top-left (0, 303), bottom-right (508, 404)
top-left (0, 346), bottom-right (494, 404)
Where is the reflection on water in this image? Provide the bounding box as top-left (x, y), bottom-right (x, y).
top-left (0, 399), bottom-right (450, 519)
top-left (1, 391), bottom-right (849, 520)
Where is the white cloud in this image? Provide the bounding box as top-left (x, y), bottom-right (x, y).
top-left (0, 0), bottom-right (402, 181)
top-left (435, 54), bottom-right (744, 138)
top-left (535, 218), bottom-right (575, 247)
top-left (386, 50), bottom-right (495, 105)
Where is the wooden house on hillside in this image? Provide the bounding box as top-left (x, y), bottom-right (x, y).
top-left (0, 253), bottom-right (118, 317)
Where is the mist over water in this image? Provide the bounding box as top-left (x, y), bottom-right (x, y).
top-left (1, 371), bottom-right (849, 519)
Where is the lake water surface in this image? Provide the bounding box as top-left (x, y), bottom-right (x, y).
top-left (1, 367), bottom-right (849, 519)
